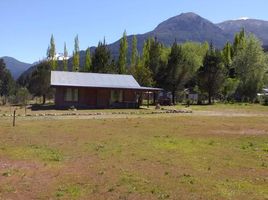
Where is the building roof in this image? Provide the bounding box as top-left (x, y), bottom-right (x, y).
top-left (50, 71), bottom-right (162, 91)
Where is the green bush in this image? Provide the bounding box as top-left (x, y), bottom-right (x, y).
top-left (259, 95), bottom-right (268, 105)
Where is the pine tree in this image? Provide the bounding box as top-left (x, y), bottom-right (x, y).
top-left (63, 42), bottom-right (68, 71)
top-left (118, 31), bottom-right (128, 74)
top-left (73, 35), bottom-right (80, 71)
top-left (0, 59), bottom-right (15, 104)
top-left (198, 45), bottom-right (226, 104)
top-left (84, 47), bottom-right (92, 72)
top-left (131, 35), bottom-right (138, 67)
top-left (92, 39), bottom-right (111, 73)
top-left (47, 34), bottom-right (57, 70)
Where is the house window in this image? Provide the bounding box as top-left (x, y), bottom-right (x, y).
top-left (110, 90), bottom-right (123, 103)
top-left (64, 88), bottom-right (78, 102)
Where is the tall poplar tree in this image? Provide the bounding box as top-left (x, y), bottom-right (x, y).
top-left (47, 34), bottom-right (57, 70)
top-left (118, 31), bottom-right (128, 74)
top-left (84, 47), bottom-right (92, 72)
top-left (131, 35), bottom-right (138, 67)
top-left (63, 42), bottom-right (68, 71)
top-left (73, 35), bottom-right (80, 72)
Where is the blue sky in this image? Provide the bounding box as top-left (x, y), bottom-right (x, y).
top-left (1, 0), bottom-right (268, 63)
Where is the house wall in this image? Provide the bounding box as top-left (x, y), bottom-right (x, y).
top-left (54, 86), bottom-right (138, 109)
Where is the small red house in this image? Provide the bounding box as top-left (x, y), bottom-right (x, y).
top-left (50, 71), bottom-right (161, 109)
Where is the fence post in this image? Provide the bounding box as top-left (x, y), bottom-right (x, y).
top-left (13, 109), bottom-right (16, 127)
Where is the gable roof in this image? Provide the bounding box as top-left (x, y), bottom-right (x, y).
top-left (50, 71), bottom-right (161, 91)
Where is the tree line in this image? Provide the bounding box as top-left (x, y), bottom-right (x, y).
top-left (1, 29), bottom-right (268, 105)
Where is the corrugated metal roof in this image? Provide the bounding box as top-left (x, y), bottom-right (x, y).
top-left (50, 71), bottom-right (162, 91)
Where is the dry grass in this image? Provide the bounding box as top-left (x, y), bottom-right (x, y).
top-left (0, 105), bottom-right (267, 199)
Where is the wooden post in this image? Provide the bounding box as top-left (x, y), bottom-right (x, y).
top-left (13, 109), bottom-right (16, 127)
top-left (147, 91), bottom-right (149, 108)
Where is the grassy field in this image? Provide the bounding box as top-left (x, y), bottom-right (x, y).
top-left (0, 104), bottom-right (268, 199)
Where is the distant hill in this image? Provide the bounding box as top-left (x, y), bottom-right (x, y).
top-left (1, 56), bottom-right (32, 79)
top-left (218, 19), bottom-right (268, 45)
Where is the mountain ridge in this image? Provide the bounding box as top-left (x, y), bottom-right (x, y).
top-left (1, 56), bottom-right (32, 79)
top-left (3, 12), bottom-right (268, 79)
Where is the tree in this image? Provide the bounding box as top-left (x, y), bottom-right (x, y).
top-left (118, 31), bottom-right (128, 74)
top-left (232, 34), bottom-right (268, 101)
top-left (148, 38), bottom-right (162, 79)
top-left (142, 38), bottom-right (150, 68)
top-left (222, 78), bottom-right (240, 102)
top-left (161, 42), bottom-right (207, 104)
top-left (131, 35), bottom-right (138, 67)
top-left (84, 47), bottom-right (92, 72)
top-left (162, 43), bottom-right (186, 104)
top-left (73, 35), bottom-right (80, 71)
top-left (28, 61), bottom-right (52, 104)
top-left (222, 41), bottom-right (234, 77)
top-left (92, 39), bottom-right (111, 73)
top-left (16, 87), bottom-right (30, 114)
top-left (233, 28), bottom-right (246, 56)
top-left (197, 45), bottom-right (226, 104)
top-left (47, 34), bottom-right (57, 70)
top-left (63, 42), bottom-right (68, 71)
top-left (0, 59), bottom-right (15, 104)
top-left (130, 57), bottom-right (154, 87)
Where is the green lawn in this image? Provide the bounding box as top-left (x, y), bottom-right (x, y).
top-left (0, 104), bottom-right (267, 199)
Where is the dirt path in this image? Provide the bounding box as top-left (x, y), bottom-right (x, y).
top-left (1, 109), bottom-right (267, 122)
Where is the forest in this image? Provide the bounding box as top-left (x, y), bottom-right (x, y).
top-left (1, 29), bottom-right (268, 105)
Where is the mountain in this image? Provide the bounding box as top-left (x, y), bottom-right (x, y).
top-left (78, 12), bottom-right (234, 65)
top-left (149, 12), bottom-right (232, 47)
top-left (1, 56), bottom-right (32, 79)
top-left (218, 19), bottom-right (268, 45)
top-left (84, 13), bottom-right (268, 62)
top-left (17, 12), bottom-right (268, 79)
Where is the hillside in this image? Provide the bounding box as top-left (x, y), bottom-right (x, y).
top-left (218, 19), bottom-right (268, 44)
top-left (1, 56), bottom-right (32, 79)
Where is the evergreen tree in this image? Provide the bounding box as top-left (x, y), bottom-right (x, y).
top-left (28, 61), bottom-right (52, 104)
top-left (162, 42), bottom-right (185, 104)
top-left (73, 35), bottom-right (80, 71)
top-left (0, 59), bottom-right (15, 104)
top-left (92, 39), bottom-right (111, 73)
top-left (84, 47), bottom-right (92, 72)
top-left (63, 42), bottom-right (68, 71)
top-left (118, 31), bottom-right (128, 74)
top-left (197, 45), bottom-right (226, 104)
top-left (47, 34), bottom-right (57, 70)
top-left (131, 35), bottom-right (138, 67)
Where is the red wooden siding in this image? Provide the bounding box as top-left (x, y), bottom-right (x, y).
top-left (54, 86), bottom-right (140, 108)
